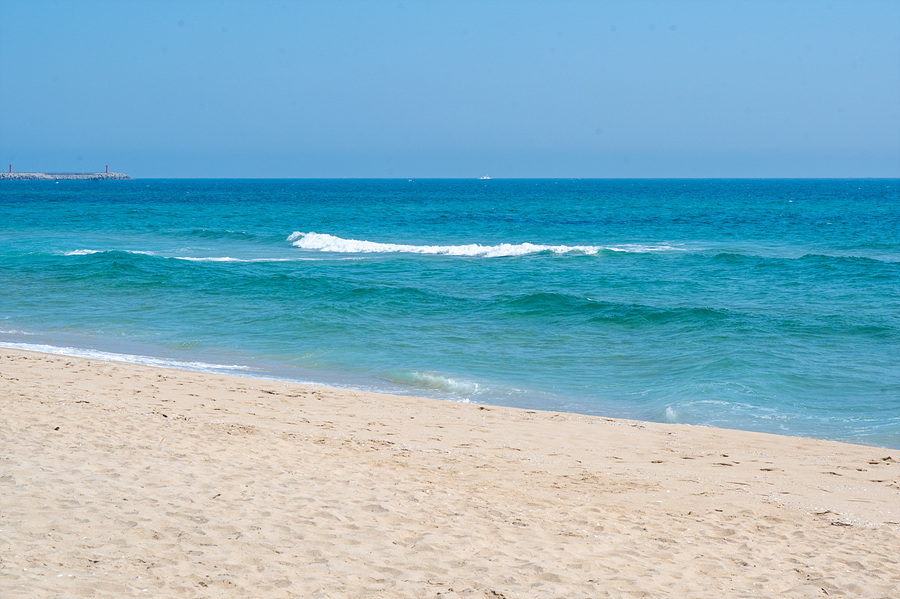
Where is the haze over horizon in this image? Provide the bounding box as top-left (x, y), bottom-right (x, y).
top-left (1, 0), bottom-right (898, 179)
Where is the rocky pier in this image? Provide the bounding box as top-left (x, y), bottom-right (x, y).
top-left (0, 172), bottom-right (132, 181)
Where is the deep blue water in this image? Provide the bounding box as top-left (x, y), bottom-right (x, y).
top-left (1, 178), bottom-right (898, 447)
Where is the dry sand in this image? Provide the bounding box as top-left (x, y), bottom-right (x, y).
top-left (1, 348), bottom-right (898, 598)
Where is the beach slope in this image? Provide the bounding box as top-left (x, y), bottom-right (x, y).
top-left (1, 348), bottom-right (898, 597)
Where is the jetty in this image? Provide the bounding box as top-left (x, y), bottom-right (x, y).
top-left (1, 165), bottom-right (131, 181)
top-left (0, 172), bottom-right (131, 181)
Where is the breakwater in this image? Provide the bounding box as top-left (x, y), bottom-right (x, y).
top-left (0, 172), bottom-right (131, 181)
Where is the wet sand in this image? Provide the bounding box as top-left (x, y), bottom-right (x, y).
top-left (2, 348), bottom-right (898, 598)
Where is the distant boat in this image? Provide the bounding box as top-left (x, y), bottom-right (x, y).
top-left (478, 175), bottom-right (491, 180)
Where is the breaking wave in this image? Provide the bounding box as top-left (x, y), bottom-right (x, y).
top-left (288, 232), bottom-right (680, 257)
top-left (172, 256), bottom-right (296, 263)
top-left (62, 249), bottom-right (155, 257)
top-left (382, 370), bottom-right (481, 397)
top-left (59, 250), bottom-right (302, 263)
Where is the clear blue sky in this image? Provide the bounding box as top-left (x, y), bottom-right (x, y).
top-left (1, 0), bottom-right (898, 178)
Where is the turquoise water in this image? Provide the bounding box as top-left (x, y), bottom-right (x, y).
top-left (2, 179), bottom-right (898, 447)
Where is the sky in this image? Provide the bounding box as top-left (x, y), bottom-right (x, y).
top-left (1, 0), bottom-right (898, 178)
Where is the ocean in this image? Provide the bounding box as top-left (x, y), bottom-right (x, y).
top-left (1, 178), bottom-right (898, 448)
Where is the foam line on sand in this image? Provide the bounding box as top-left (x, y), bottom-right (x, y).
top-left (1, 348), bottom-right (898, 597)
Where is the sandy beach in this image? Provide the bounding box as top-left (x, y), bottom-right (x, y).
top-left (1, 348), bottom-right (898, 598)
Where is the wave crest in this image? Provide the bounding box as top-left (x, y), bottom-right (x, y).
top-left (288, 232), bottom-right (678, 257)
top-left (497, 292), bottom-right (730, 325)
top-left (62, 249), bottom-right (155, 257)
top-left (382, 370), bottom-right (480, 396)
top-left (173, 256), bottom-right (295, 263)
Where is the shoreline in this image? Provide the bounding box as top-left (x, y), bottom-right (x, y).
top-left (3, 339), bottom-right (895, 450)
top-left (2, 347), bottom-right (898, 597)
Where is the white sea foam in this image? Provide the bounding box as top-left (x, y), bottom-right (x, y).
top-left (0, 342), bottom-right (251, 373)
top-left (383, 370), bottom-right (481, 396)
top-left (173, 256), bottom-right (295, 263)
top-left (664, 406), bottom-right (679, 423)
top-left (288, 232), bottom-right (680, 257)
top-left (62, 249), bottom-right (155, 257)
top-left (62, 251), bottom-right (298, 263)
